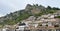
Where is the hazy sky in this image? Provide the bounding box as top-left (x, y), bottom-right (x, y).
top-left (0, 0), bottom-right (60, 17)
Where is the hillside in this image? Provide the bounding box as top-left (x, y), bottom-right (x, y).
top-left (0, 4), bottom-right (60, 26)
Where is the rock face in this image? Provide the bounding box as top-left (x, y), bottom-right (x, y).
top-left (25, 4), bottom-right (45, 14)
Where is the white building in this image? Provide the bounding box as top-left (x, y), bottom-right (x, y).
top-left (16, 26), bottom-right (26, 31)
top-left (47, 22), bottom-right (52, 27)
top-left (2, 28), bottom-right (8, 31)
top-left (48, 15), bottom-right (55, 18)
top-left (16, 23), bottom-right (26, 31)
top-left (26, 16), bottom-right (36, 21)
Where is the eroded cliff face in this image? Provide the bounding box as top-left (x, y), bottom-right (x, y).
top-left (25, 4), bottom-right (45, 14)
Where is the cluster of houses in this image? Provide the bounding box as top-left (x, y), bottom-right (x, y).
top-left (1, 13), bottom-right (60, 31)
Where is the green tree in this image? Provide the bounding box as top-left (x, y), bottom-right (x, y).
top-left (47, 6), bottom-right (51, 10)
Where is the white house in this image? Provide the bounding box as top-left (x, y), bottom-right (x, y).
top-left (26, 16), bottom-right (36, 21)
top-left (16, 26), bottom-right (26, 31)
top-left (47, 22), bottom-right (52, 27)
top-left (16, 23), bottom-right (26, 31)
top-left (48, 15), bottom-right (55, 18)
top-left (2, 28), bottom-right (8, 31)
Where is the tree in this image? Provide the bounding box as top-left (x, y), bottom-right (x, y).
top-left (47, 6), bottom-right (51, 10)
top-left (53, 7), bottom-right (60, 10)
top-left (36, 4), bottom-right (38, 6)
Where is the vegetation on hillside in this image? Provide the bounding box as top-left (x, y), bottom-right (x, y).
top-left (0, 4), bottom-right (60, 26)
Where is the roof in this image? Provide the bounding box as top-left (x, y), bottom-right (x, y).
top-left (18, 23), bottom-right (26, 26)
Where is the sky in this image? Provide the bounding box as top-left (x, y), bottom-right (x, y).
top-left (0, 0), bottom-right (60, 17)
